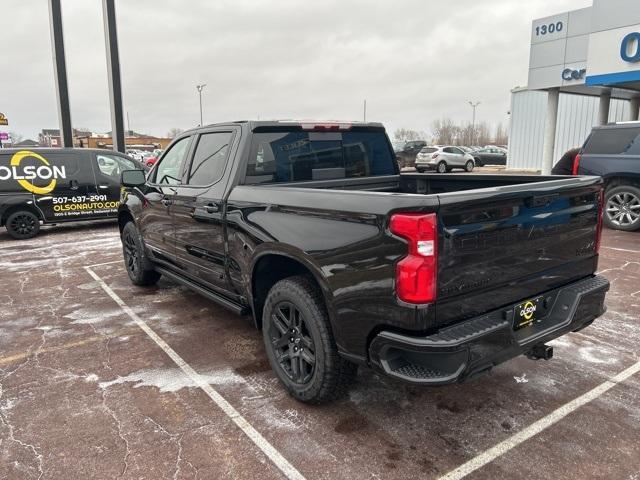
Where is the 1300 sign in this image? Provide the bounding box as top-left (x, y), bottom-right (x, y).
top-left (535, 21), bottom-right (563, 36)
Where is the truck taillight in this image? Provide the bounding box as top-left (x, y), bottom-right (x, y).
top-left (389, 213), bottom-right (437, 304)
top-left (595, 189), bottom-right (604, 253)
top-left (572, 153), bottom-right (582, 175)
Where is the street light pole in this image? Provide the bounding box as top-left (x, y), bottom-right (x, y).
top-left (196, 84), bottom-right (206, 126)
top-left (468, 100), bottom-right (480, 145)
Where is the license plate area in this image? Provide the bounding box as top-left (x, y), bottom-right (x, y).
top-left (513, 296), bottom-right (544, 331)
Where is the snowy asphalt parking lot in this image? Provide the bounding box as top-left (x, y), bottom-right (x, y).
top-left (0, 220), bottom-right (639, 479)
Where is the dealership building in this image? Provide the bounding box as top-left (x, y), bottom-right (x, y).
top-left (508, 0), bottom-right (640, 172)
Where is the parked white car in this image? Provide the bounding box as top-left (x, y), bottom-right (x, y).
top-left (415, 146), bottom-right (476, 173)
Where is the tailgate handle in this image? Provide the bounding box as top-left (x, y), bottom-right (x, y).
top-left (527, 193), bottom-right (559, 207)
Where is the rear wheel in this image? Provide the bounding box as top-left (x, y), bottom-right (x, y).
top-left (262, 275), bottom-right (357, 404)
top-left (5, 210), bottom-right (40, 239)
top-left (604, 185), bottom-right (640, 231)
top-left (121, 222), bottom-right (161, 285)
top-left (465, 160), bottom-right (475, 172)
top-left (474, 156), bottom-right (484, 167)
top-left (436, 161), bottom-right (447, 174)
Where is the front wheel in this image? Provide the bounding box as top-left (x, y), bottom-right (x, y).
top-left (121, 222), bottom-right (161, 286)
top-left (436, 161), bottom-right (447, 174)
top-left (604, 185), bottom-right (640, 231)
top-left (5, 210), bottom-right (40, 240)
top-left (465, 160), bottom-right (475, 172)
top-left (262, 275), bottom-right (357, 404)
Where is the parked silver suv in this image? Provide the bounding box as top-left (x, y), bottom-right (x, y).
top-left (415, 145), bottom-right (476, 173)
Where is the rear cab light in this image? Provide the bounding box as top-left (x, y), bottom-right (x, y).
top-left (389, 213), bottom-right (438, 304)
top-left (300, 122), bottom-right (353, 131)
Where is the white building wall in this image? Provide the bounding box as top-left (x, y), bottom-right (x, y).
top-left (508, 88), bottom-right (629, 170)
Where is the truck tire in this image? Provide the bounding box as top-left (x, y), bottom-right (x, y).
top-left (262, 275), bottom-right (357, 404)
top-left (465, 160), bottom-right (475, 172)
top-left (121, 221), bottom-right (161, 286)
top-left (604, 185), bottom-right (640, 231)
top-left (436, 161), bottom-right (447, 174)
top-left (5, 210), bottom-right (40, 240)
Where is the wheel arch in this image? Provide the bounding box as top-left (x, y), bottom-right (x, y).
top-left (250, 250), bottom-right (332, 331)
top-left (117, 208), bottom-right (135, 235)
top-left (1, 202), bottom-right (42, 227)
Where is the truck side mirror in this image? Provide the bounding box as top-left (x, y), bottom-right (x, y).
top-left (121, 169), bottom-right (146, 187)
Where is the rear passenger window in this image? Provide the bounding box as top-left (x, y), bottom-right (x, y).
top-left (586, 127), bottom-right (640, 155)
top-left (187, 132), bottom-right (233, 185)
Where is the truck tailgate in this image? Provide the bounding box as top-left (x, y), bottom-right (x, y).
top-left (434, 177), bottom-right (602, 328)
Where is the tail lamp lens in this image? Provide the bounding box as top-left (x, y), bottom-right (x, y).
top-left (595, 189), bottom-right (604, 253)
top-left (572, 153), bottom-right (582, 175)
top-left (389, 213), bottom-right (437, 304)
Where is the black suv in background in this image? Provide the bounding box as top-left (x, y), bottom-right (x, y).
top-left (575, 122), bottom-right (640, 231)
top-left (396, 140), bottom-right (426, 168)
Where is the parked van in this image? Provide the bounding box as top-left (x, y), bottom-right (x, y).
top-left (0, 148), bottom-right (145, 239)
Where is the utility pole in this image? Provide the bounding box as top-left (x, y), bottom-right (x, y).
top-left (48, 0), bottom-right (73, 148)
top-left (102, 0), bottom-right (125, 152)
top-left (363, 99), bottom-right (367, 122)
top-left (468, 100), bottom-right (480, 145)
top-left (196, 84), bottom-right (206, 126)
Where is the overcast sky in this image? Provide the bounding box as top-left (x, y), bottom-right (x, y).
top-left (1, 0), bottom-right (590, 140)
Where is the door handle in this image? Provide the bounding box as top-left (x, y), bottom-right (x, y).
top-left (98, 184), bottom-right (109, 189)
top-left (204, 203), bottom-right (219, 214)
top-left (69, 179), bottom-right (79, 190)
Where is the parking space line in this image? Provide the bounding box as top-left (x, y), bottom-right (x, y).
top-left (601, 246), bottom-right (640, 254)
top-left (438, 359), bottom-right (640, 480)
top-left (84, 266), bottom-right (307, 480)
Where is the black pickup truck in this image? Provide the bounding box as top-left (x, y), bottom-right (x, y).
top-left (118, 120), bottom-right (609, 403)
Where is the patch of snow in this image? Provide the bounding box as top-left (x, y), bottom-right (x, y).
top-left (98, 367), bottom-right (245, 392)
top-left (514, 374), bottom-right (528, 383)
top-left (64, 307), bottom-right (123, 325)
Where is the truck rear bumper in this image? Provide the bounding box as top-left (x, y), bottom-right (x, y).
top-left (368, 275), bottom-right (609, 385)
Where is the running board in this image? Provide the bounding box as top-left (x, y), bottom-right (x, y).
top-left (155, 267), bottom-right (249, 316)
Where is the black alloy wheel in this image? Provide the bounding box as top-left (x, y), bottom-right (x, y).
top-left (6, 211), bottom-right (40, 239)
top-left (262, 275), bottom-right (356, 403)
top-left (123, 227), bottom-right (140, 277)
top-left (121, 222), bottom-right (161, 286)
top-left (268, 301), bottom-right (316, 384)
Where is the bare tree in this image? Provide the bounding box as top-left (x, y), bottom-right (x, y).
top-left (494, 122), bottom-right (508, 145)
top-left (394, 128), bottom-right (426, 142)
top-left (431, 118), bottom-right (460, 145)
top-left (167, 127), bottom-right (184, 138)
top-left (9, 131), bottom-right (23, 144)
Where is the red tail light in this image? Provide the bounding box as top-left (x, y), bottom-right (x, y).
top-left (571, 153), bottom-right (582, 175)
top-left (595, 189), bottom-right (604, 253)
top-left (432, 153), bottom-right (439, 159)
top-left (389, 213), bottom-right (437, 304)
